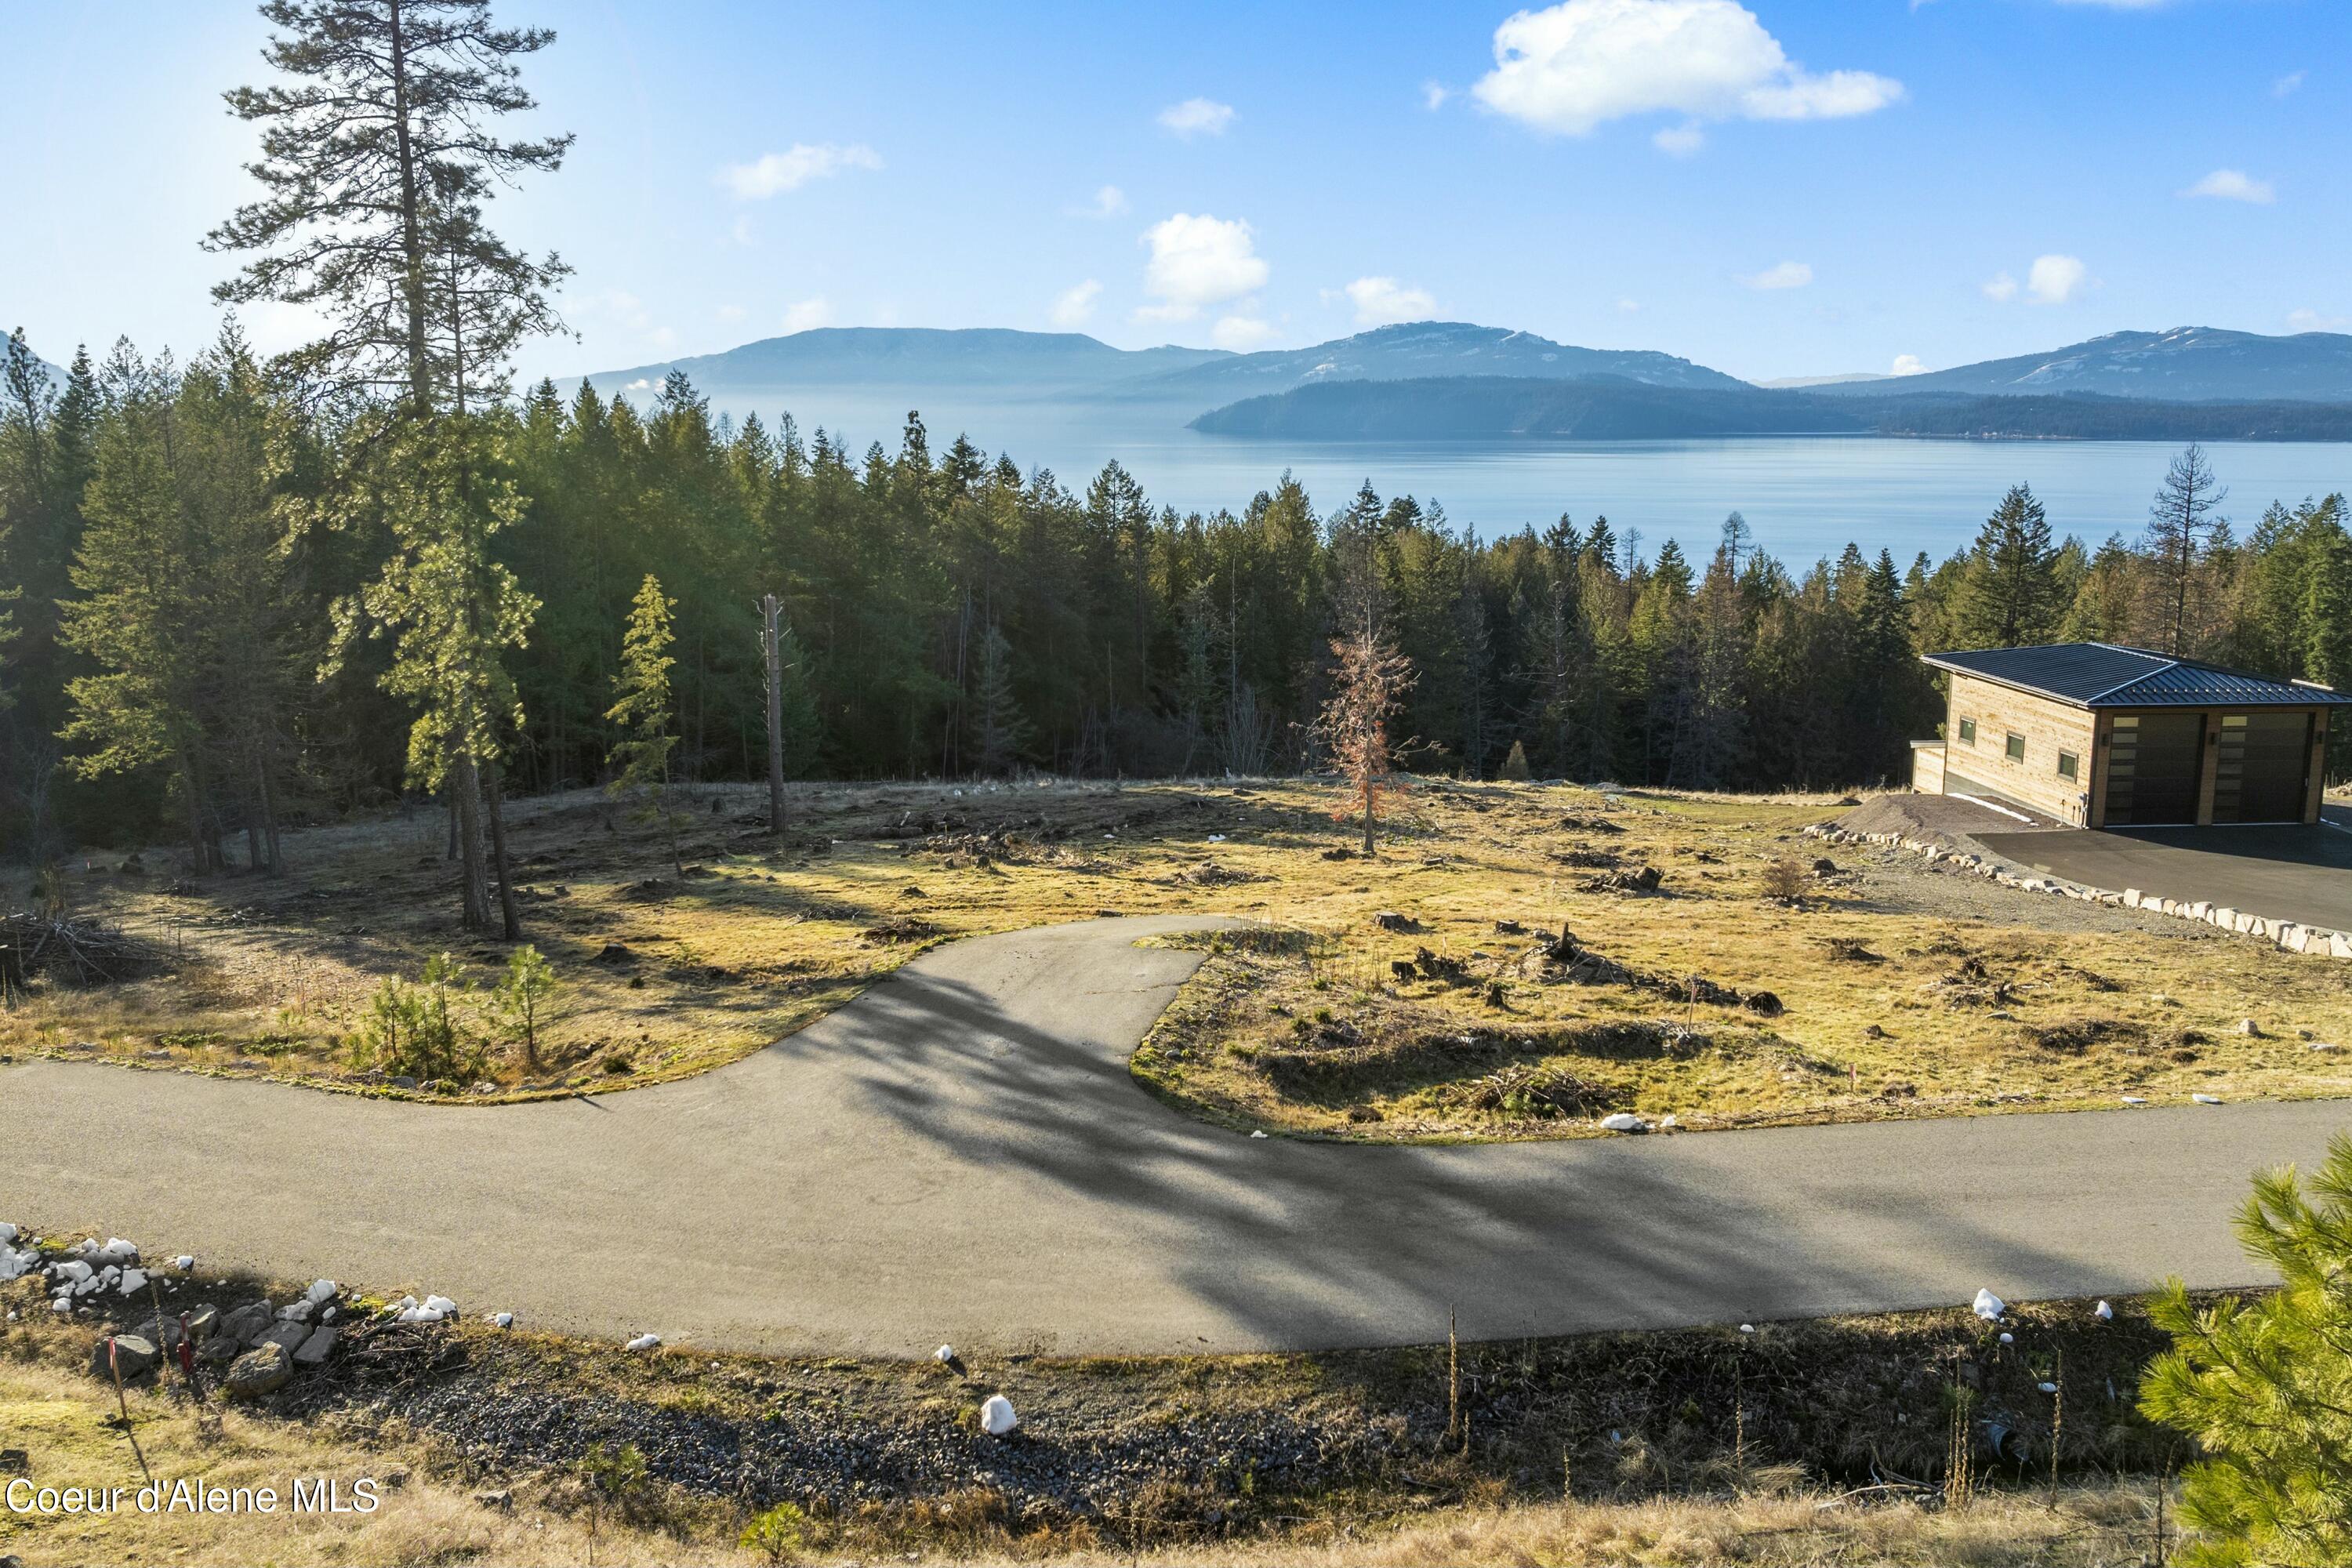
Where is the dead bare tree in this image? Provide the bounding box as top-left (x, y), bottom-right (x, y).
top-left (1314, 615), bottom-right (1417, 856)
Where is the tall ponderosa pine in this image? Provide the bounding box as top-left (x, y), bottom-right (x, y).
top-left (207, 0), bottom-right (571, 409)
top-left (2143, 443), bottom-right (2227, 656)
top-left (606, 573), bottom-right (686, 873)
top-left (212, 0), bottom-right (569, 935)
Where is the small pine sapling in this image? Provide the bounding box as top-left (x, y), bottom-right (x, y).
top-left (606, 575), bottom-right (689, 873)
top-left (490, 944), bottom-right (558, 1072)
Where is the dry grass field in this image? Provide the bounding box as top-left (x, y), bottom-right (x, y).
top-left (5, 775), bottom-right (2349, 1138)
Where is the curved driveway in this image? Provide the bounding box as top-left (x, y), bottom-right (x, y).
top-left (1, 916), bottom-right (2339, 1356)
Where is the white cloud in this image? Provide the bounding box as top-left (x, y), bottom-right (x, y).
top-left (1050, 279), bottom-right (1103, 328)
top-left (1213, 315), bottom-right (1280, 350)
top-left (1889, 354), bottom-right (1928, 376)
top-left (782, 296), bottom-right (835, 333)
top-left (1474, 0), bottom-right (1901, 136)
top-left (1138, 212), bottom-right (1268, 320)
top-left (1741, 260), bottom-right (1813, 290)
top-left (1423, 81), bottom-right (1450, 110)
top-left (1617, 296), bottom-right (1642, 313)
top-left (2288, 308), bottom-right (2351, 333)
top-left (720, 143), bottom-right (883, 200)
top-left (1158, 97), bottom-right (1236, 138)
top-left (2027, 253), bottom-right (2089, 304)
top-left (1652, 122), bottom-right (1706, 155)
top-left (2180, 168), bottom-right (2274, 204)
top-left (2274, 71), bottom-right (2305, 98)
top-left (1087, 184), bottom-right (1128, 218)
top-left (716, 303), bottom-right (747, 323)
top-left (1344, 276), bottom-right (1438, 326)
top-left (1981, 271), bottom-right (2020, 303)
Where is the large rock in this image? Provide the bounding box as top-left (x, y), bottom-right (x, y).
top-left (132, 1316), bottom-right (187, 1352)
top-left (219, 1301), bottom-right (274, 1346)
top-left (257, 1320), bottom-right (312, 1356)
top-left (88, 1334), bottom-right (160, 1382)
top-left (224, 1341), bottom-right (293, 1399)
top-left (292, 1326), bottom-right (339, 1366)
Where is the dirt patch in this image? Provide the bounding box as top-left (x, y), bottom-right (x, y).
top-left (860, 916), bottom-right (947, 946)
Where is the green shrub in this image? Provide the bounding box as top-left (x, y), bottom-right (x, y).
top-left (355, 952), bottom-right (487, 1084)
top-left (2140, 1131), bottom-right (2352, 1565)
top-left (740, 1500), bottom-right (808, 1564)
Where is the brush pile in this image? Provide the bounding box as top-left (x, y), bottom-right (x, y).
top-left (0, 913), bottom-right (160, 988)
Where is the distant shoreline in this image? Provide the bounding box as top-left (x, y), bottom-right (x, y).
top-left (1189, 374), bottom-right (2352, 445)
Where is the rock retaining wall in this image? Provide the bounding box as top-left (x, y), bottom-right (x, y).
top-left (1804, 822), bottom-right (2352, 961)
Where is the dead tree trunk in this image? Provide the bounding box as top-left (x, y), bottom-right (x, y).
top-left (760, 593), bottom-right (786, 837)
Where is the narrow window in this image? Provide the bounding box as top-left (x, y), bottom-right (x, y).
top-left (2005, 732), bottom-right (2026, 763)
top-left (2056, 750), bottom-right (2078, 781)
top-left (1958, 717), bottom-right (1977, 746)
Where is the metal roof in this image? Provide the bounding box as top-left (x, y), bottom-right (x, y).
top-left (1922, 642), bottom-right (2352, 709)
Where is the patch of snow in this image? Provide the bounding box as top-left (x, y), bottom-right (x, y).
top-left (981, 1394), bottom-right (1018, 1436)
top-left (1973, 1288), bottom-right (2005, 1321)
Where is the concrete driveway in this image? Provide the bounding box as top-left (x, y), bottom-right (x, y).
top-left (2, 915), bottom-right (2340, 1356)
top-left (1979, 812), bottom-right (2352, 931)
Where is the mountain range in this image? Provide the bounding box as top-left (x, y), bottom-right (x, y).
top-left (1189, 376), bottom-right (2352, 443)
top-left (1804, 327), bottom-right (2352, 404)
top-left (583, 321), bottom-right (1743, 405)
top-left (578, 319), bottom-right (2352, 444)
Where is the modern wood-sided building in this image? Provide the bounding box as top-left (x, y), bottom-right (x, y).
top-left (1910, 642), bottom-right (2349, 828)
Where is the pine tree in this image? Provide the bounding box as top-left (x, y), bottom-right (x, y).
top-left (605, 573), bottom-right (685, 872)
top-left (2060, 535), bottom-right (2142, 645)
top-left (0, 332), bottom-right (96, 861)
top-left (2140, 1132), bottom-right (2352, 1565)
top-left (207, 0), bottom-right (571, 409)
top-left (64, 331), bottom-right (314, 873)
top-left (211, 0), bottom-right (569, 936)
top-left (328, 416), bottom-right (539, 927)
top-left (969, 619), bottom-right (1032, 778)
top-left (2142, 443), bottom-right (2227, 655)
top-left (1953, 484), bottom-right (2061, 648)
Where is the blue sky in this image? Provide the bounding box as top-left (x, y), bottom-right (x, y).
top-left (5, 0), bottom-right (2347, 386)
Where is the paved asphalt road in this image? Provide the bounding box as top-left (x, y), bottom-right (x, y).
top-left (2, 916), bottom-right (2341, 1356)
top-left (1980, 814), bottom-right (2352, 931)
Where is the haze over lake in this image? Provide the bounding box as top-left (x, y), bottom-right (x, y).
top-left (685, 385), bottom-right (2352, 566)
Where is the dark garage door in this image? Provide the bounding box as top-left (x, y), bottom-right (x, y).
top-left (2213, 711), bottom-right (2311, 823)
top-left (2103, 712), bottom-right (2203, 825)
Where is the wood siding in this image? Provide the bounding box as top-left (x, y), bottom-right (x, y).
top-left (1942, 673), bottom-right (2097, 823)
top-left (1911, 741), bottom-right (1947, 794)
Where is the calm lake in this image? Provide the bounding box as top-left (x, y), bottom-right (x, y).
top-left (693, 386), bottom-right (2352, 566)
